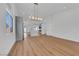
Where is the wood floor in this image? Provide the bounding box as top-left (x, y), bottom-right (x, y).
top-left (9, 35), bottom-right (79, 56)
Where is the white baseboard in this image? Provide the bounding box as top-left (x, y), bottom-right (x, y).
top-left (47, 33), bottom-right (79, 42)
top-left (0, 40), bottom-right (16, 56)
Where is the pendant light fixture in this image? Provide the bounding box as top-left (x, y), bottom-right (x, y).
top-left (34, 3), bottom-right (38, 20)
top-left (29, 3), bottom-right (43, 21)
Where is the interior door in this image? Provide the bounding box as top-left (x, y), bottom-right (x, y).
top-left (15, 16), bottom-right (24, 41)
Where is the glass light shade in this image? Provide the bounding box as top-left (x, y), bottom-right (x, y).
top-left (29, 16), bottom-right (31, 19)
top-left (40, 18), bottom-right (43, 20)
top-left (29, 16), bottom-right (43, 20)
top-left (32, 16), bottom-right (35, 19)
top-left (35, 17), bottom-right (38, 20)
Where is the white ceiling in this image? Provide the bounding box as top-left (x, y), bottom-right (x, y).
top-left (14, 3), bottom-right (79, 19)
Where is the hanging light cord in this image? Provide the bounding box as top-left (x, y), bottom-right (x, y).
top-left (34, 3), bottom-right (35, 20)
top-left (34, 3), bottom-right (38, 20)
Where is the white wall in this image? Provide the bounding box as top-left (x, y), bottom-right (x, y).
top-left (0, 4), bottom-right (16, 55)
top-left (46, 8), bottom-right (79, 42)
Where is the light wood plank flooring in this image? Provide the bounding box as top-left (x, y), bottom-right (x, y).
top-left (9, 35), bottom-right (79, 56)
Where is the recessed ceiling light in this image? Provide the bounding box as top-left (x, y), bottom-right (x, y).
top-left (64, 6), bottom-right (67, 9)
